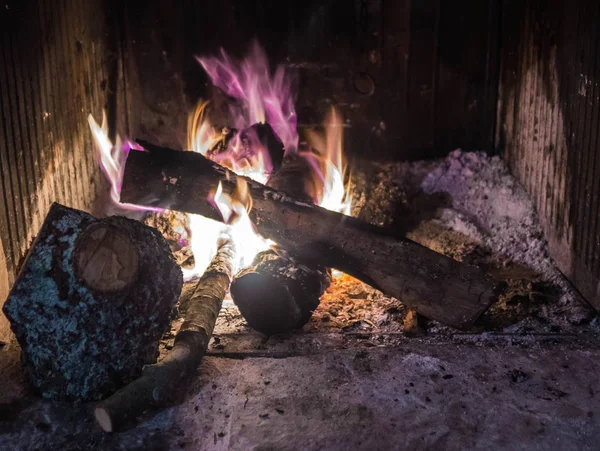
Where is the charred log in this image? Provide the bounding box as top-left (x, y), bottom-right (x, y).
top-left (231, 249), bottom-right (331, 335)
top-left (94, 238), bottom-right (236, 432)
top-left (2, 203), bottom-right (182, 400)
top-left (121, 141), bottom-right (500, 329)
top-left (231, 154), bottom-right (331, 334)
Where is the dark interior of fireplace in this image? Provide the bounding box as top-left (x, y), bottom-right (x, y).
top-left (2, 0), bottom-right (600, 449)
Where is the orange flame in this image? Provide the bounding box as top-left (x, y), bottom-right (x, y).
top-left (304, 107), bottom-right (352, 215)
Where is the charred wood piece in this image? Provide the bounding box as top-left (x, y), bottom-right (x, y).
top-left (206, 126), bottom-right (237, 157)
top-left (209, 123), bottom-right (285, 176)
top-left (403, 310), bottom-right (427, 337)
top-left (231, 249), bottom-right (331, 335)
top-left (231, 155), bottom-right (331, 334)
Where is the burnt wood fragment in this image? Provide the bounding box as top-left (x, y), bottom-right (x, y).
top-left (2, 203), bottom-right (182, 400)
top-left (121, 141), bottom-right (499, 329)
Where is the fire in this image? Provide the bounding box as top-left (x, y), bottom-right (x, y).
top-left (213, 179), bottom-right (273, 271)
top-left (87, 112), bottom-right (160, 212)
top-left (197, 41), bottom-right (298, 156)
top-left (89, 41), bottom-right (352, 283)
top-left (304, 107), bottom-right (352, 216)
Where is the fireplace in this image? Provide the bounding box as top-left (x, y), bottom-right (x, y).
top-left (1, 0), bottom-right (600, 448)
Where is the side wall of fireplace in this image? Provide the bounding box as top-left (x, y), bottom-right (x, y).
top-left (497, 0), bottom-right (600, 310)
top-left (0, 0), bottom-right (130, 340)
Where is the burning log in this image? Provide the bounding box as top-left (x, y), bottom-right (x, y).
top-left (121, 141), bottom-right (500, 330)
top-left (232, 249), bottom-right (331, 335)
top-left (94, 238), bottom-right (236, 432)
top-left (206, 122), bottom-right (285, 176)
top-left (238, 122), bottom-right (285, 173)
top-left (231, 155), bottom-right (331, 334)
top-left (2, 203), bottom-right (182, 400)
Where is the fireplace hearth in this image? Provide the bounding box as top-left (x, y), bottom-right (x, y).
top-left (1, 0), bottom-right (600, 449)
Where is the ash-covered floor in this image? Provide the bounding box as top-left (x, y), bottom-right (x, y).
top-left (1, 150), bottom-right (599, 450)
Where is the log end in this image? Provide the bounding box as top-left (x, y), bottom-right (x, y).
top-left (231, 272), bottom-right (302, 335)
top-left (94, 407), bottom-right (113, 433)
top-left (75, 224), bottom-right (139, 292)
top-left (231, 250), bottom-right (331, 335)
top-left (3, 203), bottom-right (183, 401)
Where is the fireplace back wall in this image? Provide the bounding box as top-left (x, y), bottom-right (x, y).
top-left (127, 0), bottom-right (500, 161)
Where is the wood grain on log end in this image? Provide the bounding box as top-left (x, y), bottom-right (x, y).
top-left (75, 224), bottom-right (139, 292)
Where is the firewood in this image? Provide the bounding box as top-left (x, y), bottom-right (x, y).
top-left (2, 203), bottom-right (182, 400)
top-left (403, 310), bottom-right (427, 337)
top-left (231, 249), bottom-right (331, 335)
top-left (239, 122), bottom-right (285, 173)
top-left (94, 238), bottom-right (236, 432)
top-left (231, 154), bottom-right (331, 335)
top-left (121, 141), bottom-right (501, 330)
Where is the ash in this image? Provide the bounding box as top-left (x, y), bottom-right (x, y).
top-left (347, 149), bottom-right (596, 335)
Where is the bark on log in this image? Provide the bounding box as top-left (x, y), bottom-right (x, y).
top-left (2, 203), bottom-right (182, 400)
top-left (121, 141), bottom-right (500, 329)
top-left (94, 239), bottom-right (236, 432)
top-left (231, 155), bottom-right (331, 335)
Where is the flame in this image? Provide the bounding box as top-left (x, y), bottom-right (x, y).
top-left (88, 112), bottom-right (160, 212)
top-left (185, 44), bottom-right (352, 280)
top-left (213, 179), bottom-right (273, 272)
top-left (187, 100), bottom-right (216, 156)
top-left (88, 42), bottom-right (352, 284)
top-left (196, 41), bottom-right (298, 155)
top-left (304, 107), bottom-right (352, 216)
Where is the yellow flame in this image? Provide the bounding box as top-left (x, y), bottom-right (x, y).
top-left (88, 111), bottom-right (121, 204)
top-left (213, 179), bottom-right (273, 273)
top-left (187, 100), bottom-right (217, 156)
top-left (305, 107), bottom-right (352, 216)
